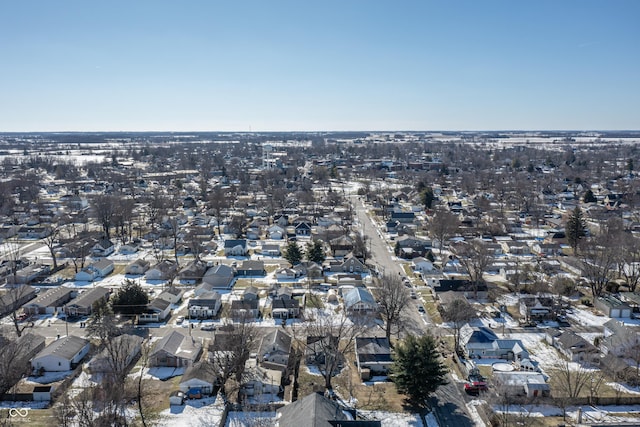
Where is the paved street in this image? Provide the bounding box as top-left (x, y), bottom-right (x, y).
top-left (350, 195), bottom-right (476, 427)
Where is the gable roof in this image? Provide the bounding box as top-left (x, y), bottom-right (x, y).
top-left (343, 287), bottom-right (376, 309)
top-left (276, 392), bottom-right (349, 427)
top-left (151, 330), bottom-right (201, 360)
top-left (35, 335), bottom-right (89, 361)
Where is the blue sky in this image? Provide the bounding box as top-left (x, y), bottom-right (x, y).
top-left (1, 1), bottom-right (638, 131)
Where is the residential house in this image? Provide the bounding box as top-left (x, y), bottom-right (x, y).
top-left (305, 335), bottom-right (343, 373)
top-left (295, 221), bottom-right (312, 236)
top-left (149, 330), bottom-right (202, 368)
top-left (411, 257), bottom-right (434, 273)
top-left (178, 260), bottom-right (208, 285)
top-left (329, 255), bottom-right (368, 274)
top-left (125, 259), bottom-right (150, 275)
top-left (276, 392), bottom-right (379, 427)
top-left (390, 211), bottom-right (415, 224)
top-left (118, 241), bottom-right (140, 254)
top-left (87, 334), bottom-right (143, 375)
top-left (395, 236), bottom-right (432, 259)
top-left (158, 286), bottom-right (185, 305)
top-left (531, 242), bottom-right (562, 257)
top-left (267, 224), bottom-right (285, 240)
top-left (242, 286), bottom-right (259, 301)
top-left (519, 295), bottom-right (558, 322)
top-left (432, 279), bottom-right (488, 300)
top-left (138, 297), bottom-right (172, 323)
top-left (242, 358), bottom-right (282, 397)
top-left (23, 287), bottom-right (74, 315)
top-left (0, 285), bottom-right (37, 317)
top-left (9, 263), bottom-right (50, 285)
top-left (145, 260), bottom-right (178, 281)
top-left (271, 297), bottom-right (300, 319)
top-left (602, 319), bottom-right (640, 356)
top-left (343, 287), bottom-right (377, 316)
top-left (261, 244), bottom-right (281, 257)
top-left (548, 330), bottom-right (600, 365)
top-left (275, 267), bottom-right (299, 280)
top-left (31, 335), bottom-right (90, 372)
top-left (230, 299), bottom-right (260, 321)
top-left (355, 337), bottom-right (393, 379)
top-left (92, 237), bottom-right (115, 257)
top-left (600, 353), bottom-right (640, 386)
top-left (460, 325), bottom-right (529, 361)
top-left (17, 226), bottom-right (50, 239)
top-left (258, 329), bottom-right (292, 374)
top-left (236, 260), bottom-right (266, 276)
top-left (224, 239), bottom-right (248, 256)
top-left (75, 259), bottom-right (114, 281)
top-left (179, 361), bottom-right (217, 396)
top-left (595, 295), bottom-right (632, 318)
top-left (65, 287), bottom-right (110, 317)
top-left (493, 371), bottom-right (550, 398)
top-left (329, 235), bottom-right (354, 257)
top-left (188, 291), bottom-right (222, 319)
top-left (200, 264), bottom-right (235, 290)
top-left (293, 261), bottom-right (323, 279)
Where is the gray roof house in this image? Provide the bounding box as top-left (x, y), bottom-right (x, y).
top-left (343, 287), bottom-right (377, 315)
top-left (276, 392), bottom-right (381, 427)
top-left (200, 264), bottom-right (235, 291)
top-left (23, 286), bottom-right (74, 315)
top-left (65, 287), bottom-right (110, 316)
top-left (149, 330), bottom-right (202, 368)
top-left (31, 335), bottom-right (90, 372)
top-left (355, 337), bottom-right (393, 378)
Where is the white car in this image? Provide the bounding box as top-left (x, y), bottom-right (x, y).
top-left (200, 323), bottom-right (215, 331)
top-left (175, 316), bottom-right (185, 325)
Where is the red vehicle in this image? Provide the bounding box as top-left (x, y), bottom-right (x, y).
top-left (464, 381), bottom-right (488, 395)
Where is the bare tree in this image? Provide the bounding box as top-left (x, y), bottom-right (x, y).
top-left (373, 274), bottom-right (410, 342)
top-left (303, 309), bottom-right (369, 390)
top-left (617, 234), bottom-right (640, 292)
top-left (2, 285), bottom-right (35, 337)
top-left (579, 237), bottom-right (617, 299)
top-left (91, 193), bottom-right (118, 240)
top-left (41, 224), bottom-right (61, 270)
top-left (551, 358), bottom-right (591, 420)
top-left (429, 207), bottom-right (460, 251)
top-left (440, 299), bottom-right (477, 354)
top-left (209, 316), bottom-right (257, 400)
top-left (0, 334), bottom-right (32, 397)
top-left (208, 186), bottom-right (229, 237)
top-left (453, 239), bottom-right (492, 299)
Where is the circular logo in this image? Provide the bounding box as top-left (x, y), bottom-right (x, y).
top-left (9, 408), bottom-right (29, 418)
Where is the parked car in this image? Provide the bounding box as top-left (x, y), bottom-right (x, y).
top-left (464, 381), bottom-right (488, 396)
top-left (200, 323), bottom-right (215, 331)
top-left (417, 305), bottom-right (425, 313)
top-left (175, 315), bottom-right (185, 325)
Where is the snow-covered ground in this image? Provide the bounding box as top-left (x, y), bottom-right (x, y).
top-left (492, 403), bottom-right (640, 425)
top-left (566, 306), bottom-right (610, 327)
top-left (157, 395), bottom-right (225, 427)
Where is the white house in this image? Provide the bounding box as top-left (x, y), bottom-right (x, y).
top-left (74, 259), bottom-right (114, 282)
top-left (412, 257), bottom-right (434, 273)
top-left (125, 259), bottom-right (150, 275)
top-left (178, 361), bottom-right (217, 395)
top-left (31, 335), bottom-right (90, 372)
top-left (267, 225), bottom-right (285, 240)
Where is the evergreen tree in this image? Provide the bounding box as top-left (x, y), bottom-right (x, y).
top-left (421, 187), bottom-right (435, 210)
top-left (306, 240), bottom-right (325, 263)
top-left (566, 206), bottom-right (587, 254)
top-left (112, 279), bottom-right (149, 315)
top-left (391, 334), bottom-right (448, 407)
top-left (284, 241), bottom-right (303, 265)
top-left (583, 189), bottom-right (597, 203)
